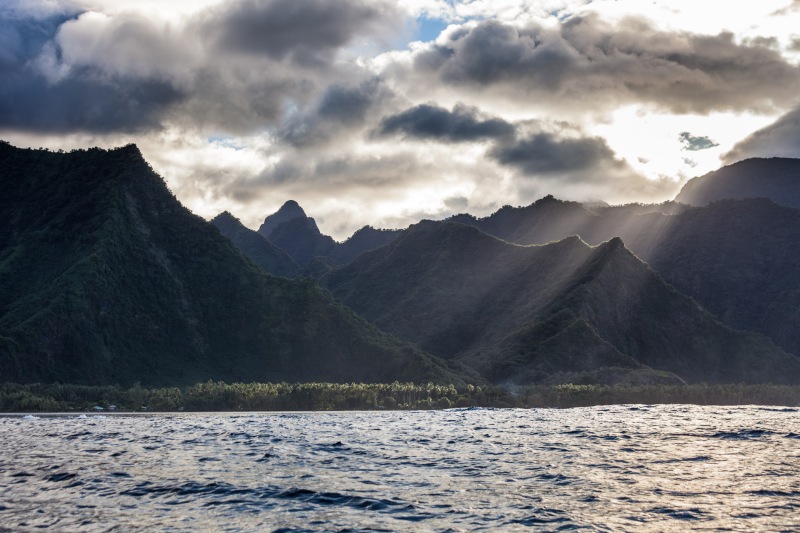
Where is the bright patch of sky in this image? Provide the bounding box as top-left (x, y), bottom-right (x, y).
top-left (3, 0), bottom-right (800, 239)
top-left (412, 16), bottom-right (449, 42)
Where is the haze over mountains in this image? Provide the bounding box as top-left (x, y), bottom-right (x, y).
top-left (223, 156), bottom-right (800, 383)
top-left (2, 141), bottom-right (800, 387)
top-left (323, 221), bottom-right (796, 384)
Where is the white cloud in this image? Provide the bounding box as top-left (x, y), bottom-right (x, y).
top-left (2, 0), bottom-right (799, 239)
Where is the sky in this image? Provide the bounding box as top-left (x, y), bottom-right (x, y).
top-left (2, 0), bottom-right (800, 239)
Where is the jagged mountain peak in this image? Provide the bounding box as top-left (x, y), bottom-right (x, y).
top-left (276, 199), bottom-right (306, 216)
top-left (258, 200), bottom-right (311, 238)
top-left (212, 211), bottom-right (238, 223)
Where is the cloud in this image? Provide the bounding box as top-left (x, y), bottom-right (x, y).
top-left (724, 105), bottom-right (800, 163)
top-left (0, 0), bottom-right (790, 240)
top-left (489, 131), bottom-right (623, 176)
top-left (0, 10), bottom-right (193, 133)
top-left (391, 15), bottom-right (800, 114)
top-left (377, 103), bottom-right (515, 142)
top-left (280, 78), bottom-right (395, 147)
top-left (200, 0), bottom-right (403, 66)
top-left (0, 0), bottom-right (406, 135)
top-left (679, 132), bottom-right (719, 151)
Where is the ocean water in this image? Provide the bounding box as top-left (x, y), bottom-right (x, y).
top-left (1, 405), bottom-right (798, 532)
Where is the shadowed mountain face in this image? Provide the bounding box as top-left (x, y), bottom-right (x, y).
top-left (257, 200), bottom-right (337, 266)
top-left (676, 157), bottom-right (800, 208)
top-left (635, 199), bottom-right (800, 359)
top-left (257, 200), bottom-right (308, 237)
top-left (323, 221), bottom-right (799, 384)
top-left (211, 211), bottom-right (298, 277)
top-left (0, 142), bottom-right (462, 386)
top-left (449, 194), bottom-right (800, 359)
top-left (329, 226), bottom-right (403, 264)
top-left (253, 201), bottom-right (402, 268)
top-left (263, 216), bottom-right (337, 267)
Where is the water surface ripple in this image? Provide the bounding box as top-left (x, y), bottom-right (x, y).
top-left (1, 405), bottom-right (798, 531)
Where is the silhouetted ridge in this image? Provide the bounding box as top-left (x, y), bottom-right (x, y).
top-left (329, 226), bottom-right (403, 264)
top-left (676, 157), bottom-right (800, 208)
top-left (247, 202), bottom-right (402, 268)
top-left (324, 219), bottom-right (797, 384)
top-left (258, 200), bottom-right (309, 237)
top-left (0, 142), bottom-right (463, 386)
top-left (210, 211), bottom-right (298, 277)
top-left (452, 190), bottom-right (800, 360)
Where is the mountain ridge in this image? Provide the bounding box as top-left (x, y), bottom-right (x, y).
top-left (0, 141), bottom-right (462, 386)
top-left (676, 157), bottom-right (800, 208)
top-left (323, 220), bottom-right (799, 384)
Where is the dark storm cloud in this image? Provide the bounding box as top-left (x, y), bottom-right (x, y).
top-left (279, 78), bottom-right (394, 147)
top-left (0, 13), bottom-right (74, 73)
top-left (407, 16), bottom-right (800, 113)
top-left (202, 0), bottom-right (401, 66)
top-left (679, 132), bottom-right (719, 151)
top-left (0, 0), bottom-right (403, 135)
top-left (489, 132), bottom-right (623, 176)
top-left (724, 106), bottom-right (800, 162)
top-left (0, 68), bottom-right (184, 133)
top-left (377, 103), bottom-right (515, 142)
top-left (0, 12), bottom-right (185, 133)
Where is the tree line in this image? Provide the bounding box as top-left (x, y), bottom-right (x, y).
top-left (1, 381), bottom-right (799, 412)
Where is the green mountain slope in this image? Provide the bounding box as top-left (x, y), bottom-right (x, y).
top-left (450, 193), bottom-right (800, 359)
top-left (635, 199), bottom-right (800, 359)
top-left (323, 221), bottom-right (799, 384)
top-left (210, 211), bottom-right (298, 277)
top-left (0, 142), bottom-right (461, 386)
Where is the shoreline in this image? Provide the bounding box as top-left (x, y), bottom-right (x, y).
top-left (2, 381), bottom-right (799, 413)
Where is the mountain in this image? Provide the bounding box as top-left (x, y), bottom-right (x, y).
top-left (449, 193), bottom-right (800, 359)
top-left (210, 211), bottom-right (298, 277)
top-left (675, 157), bottom-right (800, 208)
top-left (263, 216), bottom-right (337, 266)
top-left (448, 195), bottom-right (688, 250)
top-left (630, 199), bottom-right (800, 359)
top-left (0, 141), bottom-right (462, 386)
top-left (253, 201), bottom-right (402, 267)
top-left (328, 226), bottom-right (403, 264)
top-left (323, 220), bottom-right (798, 384)
top-left (257, 200), bottom-right (308, 236)
top-left (257, 203), bottom-right (336, 266)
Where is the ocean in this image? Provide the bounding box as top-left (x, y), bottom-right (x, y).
top-left (1, 405), bottom-right (798, 531)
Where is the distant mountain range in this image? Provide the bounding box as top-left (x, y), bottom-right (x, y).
top-left (675, 157), bottom-right (800, 208)
top-left (444, 196), bottom-right (800, 360)
top-left (254, 200), bottom-right (401, 269)
top-left (3, 140), bottom-right (800, 387)
top-left (322, 220), bottom-right (797, 384)
top-left (0, 142), bottom-right (460, 386)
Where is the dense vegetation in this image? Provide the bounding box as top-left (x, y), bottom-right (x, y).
top-left (323, 220), bottom-right (798, 384)
top-left (0, 142), bottom-right (461, 386)
top-left (210, 211), bottom-right (298, 277)
top-left (2, 381), bottom-right (799, 412)
top-left (4, 141), bottom-right (800, 392)
top-left (448, 194), bottom-right (800, 359)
